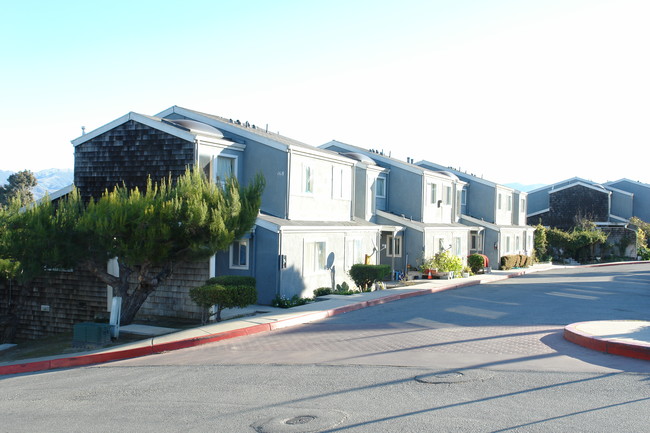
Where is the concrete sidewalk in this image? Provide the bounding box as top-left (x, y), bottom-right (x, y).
top-left (1, 262), bottom-right (647, 375)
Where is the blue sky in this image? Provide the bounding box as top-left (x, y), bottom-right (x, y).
top-left (1, 0), bottom-right (648, 186)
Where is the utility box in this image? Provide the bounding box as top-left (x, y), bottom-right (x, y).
top-left (73, 322), bottom-right (111, 347)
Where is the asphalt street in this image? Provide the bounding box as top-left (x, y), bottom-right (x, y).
top-left (1, 264), bottom-right (649, 432)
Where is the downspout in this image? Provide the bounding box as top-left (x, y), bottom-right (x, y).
top-left (277, 228), bottom-right (283, 298)
top-left (285, 148), bottom-right (292, 219)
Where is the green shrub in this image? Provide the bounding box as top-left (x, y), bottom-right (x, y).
top-left (467, 254), bottom-right (485, 274)
top-left (433, 251), bottom-right (463, 274)
top-left (272, 294), bottom-right (312, 308)
top-left (206, 275), bottom-right (256, 287)
top-left (189, 282), bottom-right (257, 323)
top-left (349, 264), bottom-right (391, 292)
top-left (500, 254), bottom-right (533, 270)
top-left (313, 287), bottom-right (332, 297)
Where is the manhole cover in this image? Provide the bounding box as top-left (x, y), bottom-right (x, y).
top-left (252, 409), bottom-right (346, 433)
top-left (285, 416), bottom-right (316, 425)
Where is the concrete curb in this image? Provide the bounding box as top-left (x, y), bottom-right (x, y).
top-left (1, 262), bottom-right (645, 375)
top-left (564, 320), bottom-right (650, 361)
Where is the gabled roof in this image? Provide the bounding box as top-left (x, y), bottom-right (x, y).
top-left (605, 178), bottom-right (650, 190)
top-left (157, 106), bottom-right (353, 165)
top-left (322, 140), bottom-right (466, 184)
top-left (71, 112), bottom-right (231, 147)
top-left (415, 159), bottom-right (515, 191)
top-left (548, 180), bottom-right (610, 196)
top-left (527, 176), bottom-right (600, 194)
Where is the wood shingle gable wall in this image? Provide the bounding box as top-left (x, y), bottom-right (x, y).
top-left (73, 119), bottom-right (196, 201)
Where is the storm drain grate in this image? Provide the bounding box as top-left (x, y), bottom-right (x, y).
top-left (252, 409), bottom-right (346, 433)
top-left (415, 370), bottom-right (493, 384)
top-left (285, 416), bottom-right (316, 425)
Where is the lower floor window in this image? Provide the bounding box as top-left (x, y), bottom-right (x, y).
top-left (305, 241), bottom-right (327, 273)
top-left (230, 239), bottom-right (249, 269)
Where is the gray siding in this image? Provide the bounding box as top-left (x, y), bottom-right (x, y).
top-left (608, 180), bottom-right (650, 221)
top-left (254, 226), bottom-right (281, 304)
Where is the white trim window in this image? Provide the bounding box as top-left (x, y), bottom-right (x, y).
top-left (376, 177), bottom-right (386, 199)
top-left (453, 237), bottom-right (462, 256)
top-left (303, 165), bottom-right (314, 194)
top-left (386, 235), bottom-right (402, 257)
top-left (429, 183), bottom-right (437, 204)
top-left (216, 155), bottom-right (236, 185)
top-left (305, 240), bottom-right (327, 273)
top-left (507, 195), bottom-right (512, 211)
top-left (445, 186), bottom-right (452, 205)
top-left (498, 193), bottom-right (503, 210)
top-left (229, 239), bottom-right (249, 269)
top-left (345, 238), bottom-right (364, 269)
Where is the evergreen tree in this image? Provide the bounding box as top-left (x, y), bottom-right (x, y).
top-left (0, 168), bottom-right (265, 325)
top-left (0, 170), bottom-right (38, 207)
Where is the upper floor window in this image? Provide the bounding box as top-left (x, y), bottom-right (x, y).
top-left (216, 156), bottom-right (236, 185)
top-left (498, 193), bottom-right (503, 210)
top-left (507, 195), bottom-right (512, 211)
top-left (429, 183), bottom-right (437, 204)
top-left (303, 165), bottom-right (314, 194)
top-left (376, 177), bottom-right (386, 198)
top-left (461, 188), bottom-right (467, 205)
top-left (332, 167), bottom-right (344, 199)
top-left (520, 198), bottom-right (526, 212)
top-left (230, 239), bottom-right (248, 269)
top-left (387, 235), bottom-right (402, 257)
top-left (445, 186), bottom-right (452, 205)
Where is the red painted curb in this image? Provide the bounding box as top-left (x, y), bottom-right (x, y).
top-left (0, 267), bottom-right (563, 376)
top-left (564, 322), bottom-right (650, 361)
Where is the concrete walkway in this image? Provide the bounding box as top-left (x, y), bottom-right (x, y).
top-left (1, 262), bottom-right (647, 375)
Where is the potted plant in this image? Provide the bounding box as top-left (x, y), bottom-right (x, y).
top-left (461, 266), bottom-right (471, 278)
top-left (419, 256), bottom-right (437, 278)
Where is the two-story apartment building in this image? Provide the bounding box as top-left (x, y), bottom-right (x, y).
top-left (321, 141), bottom-right (477, 274)
top-left (415, 161), bottom-right (534, 267)
top-left (72, 107), bottom-right (384, 314)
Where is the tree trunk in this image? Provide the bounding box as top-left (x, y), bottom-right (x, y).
top-left (119, 287), bottom-right (154, 325)
top-left (79, 259), bottom-right (175, 326)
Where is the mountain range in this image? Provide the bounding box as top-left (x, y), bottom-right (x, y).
top-left (1, 168), bottom-right (547, 199)
top-left (0, 168), bottom-right (74, 200)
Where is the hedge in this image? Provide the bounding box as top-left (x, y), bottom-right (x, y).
top-left (500, 254), bottom-right (533, 270)
top-left (348, 264), bottom-right (391, 292)
top-left (190, 276), bottom-right (257, 323)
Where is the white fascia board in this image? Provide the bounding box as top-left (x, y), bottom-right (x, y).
top-left (323, 140), bottom-right (423, 176)
top-left (604, 185), bottom-right (635, 197)
top-left (609, 214), bottom-right (630, 223)
top-left (417, 159), bottom-right (497, 188)
top-left (376, 210), bottom-right (425, 232)
top-left (423, 171), bottom-right (467, 186)
top-left (289, 146), bottom-right (355, 166)
top-left (605, 178), bottom-right (650, 190)
top-left (461, 214), bottom-right (499, 231)
top-left (163, 106), bottom-right (289, 153)
top-left (549, 181), bottom-right (610, 195)
top-left (197, 137), bottom-right (246, 152)
top-left (527, 208), bottom-right (549, 217)
top-left (71, 112), bottom-right (197, 146)
top-left (255, 217), bottom-right (280, 233)
top-left (36, 183), bottom-right (75, 204)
